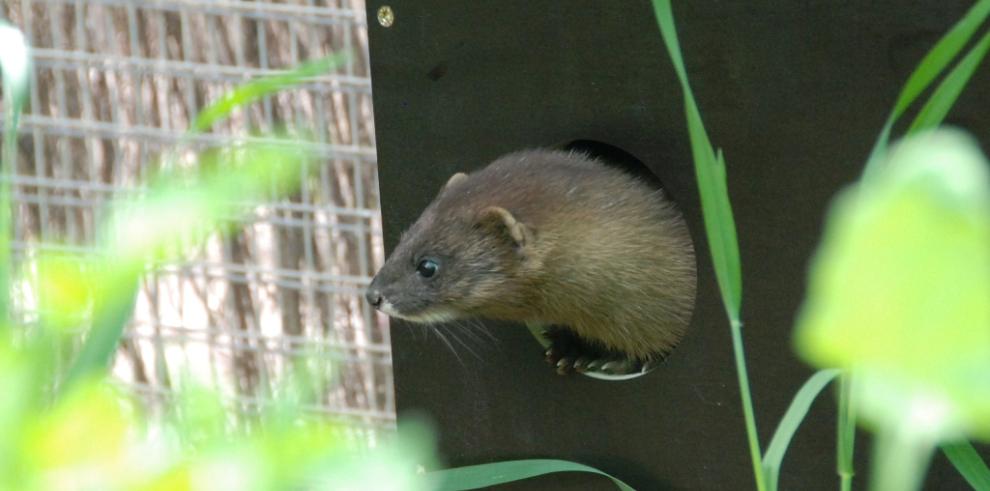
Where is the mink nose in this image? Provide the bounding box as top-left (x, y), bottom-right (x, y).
top-left (366, 288), bottom-right (383, 308)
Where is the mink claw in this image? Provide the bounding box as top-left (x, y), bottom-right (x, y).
top-left (584, 358), bottom-right (604, 372)
top-left (572, 356), bottom-right (592, 373)
top-left (555, 357), bottom-right (576, 375)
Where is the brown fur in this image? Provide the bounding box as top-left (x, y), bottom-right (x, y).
top-left (367, 149), bottom-right (697, 361)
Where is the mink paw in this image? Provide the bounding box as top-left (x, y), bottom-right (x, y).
top-left (541, 327), bottom-right (649, 375)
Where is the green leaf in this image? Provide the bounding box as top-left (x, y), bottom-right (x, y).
top-left (191, 52), bottom-right (349, 134)
top-left (59, 277), bottom-right (140, 393)
top-left (0, 21), bottom-right (31, 109)
top-left (762, 369), bottom-right (840, 490)
top-left (891, 1), bottom-right (990, 119)
top-left (796, 129), bottom-right (990, 442)
top-left (837, 372), bottom-right (857, 491)
top-left (870, 424), bottom-right (938, 491)
top-left (908, 30), bottom-right (990, 134)
top-left (427, 459), bottom-right (635, 491)
top-left (0, 21), bottom-right (32, 326)
top-left (60, 141), bottom-right (312, 392)
top-left (863, 0), bottom-right (990, 177)
top-left (651, 0), bottom-right (741, 320)
top-left (943, 441), bottom-right (990, 490)
top-left (651, 3), bottom-right (761, 491)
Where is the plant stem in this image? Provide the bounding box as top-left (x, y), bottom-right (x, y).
top-left (730, 318), bottom-right (767, 491)
top-left (869, 424), bottom-right (935, 491)
top-left (837, 372), bottom-right (856, 491)
top-left (0, 85), bottom-right (17, 325)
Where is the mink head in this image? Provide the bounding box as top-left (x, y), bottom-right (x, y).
top-left (365, 173), bottom-right (535, 324)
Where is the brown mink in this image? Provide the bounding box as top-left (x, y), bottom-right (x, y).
top-left (366, 149), bottom-right (696, 375)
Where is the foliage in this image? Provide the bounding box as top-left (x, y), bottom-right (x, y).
top-left (0, 22), bottom-right (432, 491)
top-left (428, 459), bottom-right (634, 491)
top-left (653, 1), bottom-right (990, 491)
top-left (797, 131), bottom-right (990, 442)
top-left (7, 1), bottom-right (990, 489)
top-left (650, 1), bottom-right (765, 489)
top-left (421, 2), bottom-right (990, 490)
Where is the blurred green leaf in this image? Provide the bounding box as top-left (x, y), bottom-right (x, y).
top-left (0, 338), bottom-right (44, 484)
top-left (0, 20), bottom-right (32, 325)
top-left (0, 46), bottom-right (431, 490)
top-left (763, 369), bottom-right (840, 490)
top-left (59, 277), bottom-right (140, 393)
top-left (191, 53), bottom-right (348, 134)
top-left (0, 344), bottom-right (433, 490)
top-left (837, 372), bottom-right (857, 491)
top-left (24, 380), bottom-right (136, 488)
top-left (909, 30), bottom-right (990, 134)
top-left (943, 441), bottom-right (990, 490)
top-left (863, 0), bottom-right (990, 177)
top-left (428, 459), bottom-right (635, 491)
top-left (0, 21), bottom-right (31, 105)
top-left (38, 52), bottom-right (337, 392)
top-left (796, 129), bottom-right (990, 441)
top-left (870, 423), bottom-right (938, 491)
top-left (59, 140), bottom-right (312, 393)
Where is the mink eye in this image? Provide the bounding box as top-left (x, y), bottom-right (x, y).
top-left (416, 258), bottom-right (439, 278)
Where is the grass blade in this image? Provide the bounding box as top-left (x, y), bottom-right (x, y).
top-left (651, 3), bottom-right (761, 491)
top-left (427, 459), bottom-right (635, 491)
top-left (58, 55), bottom-right (335, 390)
top-left (762, 369), bottom-right (840, 490)
top-left (908, 30), bottom-right (990, 134)
top-left (870, 425), bottom-right (937, 491)
top-left (943, 442), bottom-right (990, 490)
top-left (837, 372), bottom-right (856, 491)
top-left (60, 278), bottom-right (140, 390)
top-left (891, 0), bottom-right (990, 119)
top-left (191, 52), bottom-right (348, 134)
top-left (0, 22), bottom-right (32, 325)
top-left (59, 141), bottom-right (311, 392)
top-left (863, 0), bottom-right (990, 177)
top-left (653, 2), bottom-right (742, 318)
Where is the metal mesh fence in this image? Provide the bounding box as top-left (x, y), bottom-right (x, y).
top-left (1, 0), bottom-right (392, 441)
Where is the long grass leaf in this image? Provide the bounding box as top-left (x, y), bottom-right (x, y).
top-left (762, 369), bottom-right (840, 490)
top-left (427, 459), bottom-right (635, 491)
top-left (191, 52), bottom-right (348, 134)
top-left (651, 3), bottom-right (761, 491)
top-left (863, 0), bottom-right (990, 177)
top-left (837, 372), bottom-right (856, 491)
top-left (0, 22), bottom-right (32, 325)
top-left (943, 442), bottom-right (990, 490)
top-left (653, 0), bottom-right (741, 319)
top-left (60, 278), bottom-right (141, 391)
top-left (59, 140), bottom-right (310, 392)
top-left (909, 30), bottom-right (990, 134)
top-left (891, 0), bottom-right (990, 119)
top-left (58, 54), bottom-right (332, 390)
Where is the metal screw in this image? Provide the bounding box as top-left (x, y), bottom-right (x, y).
top-left (377, 6), bottom-right (395, 27)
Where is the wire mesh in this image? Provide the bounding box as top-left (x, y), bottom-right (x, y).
top-left (1, 0), bottom-right (393, 440)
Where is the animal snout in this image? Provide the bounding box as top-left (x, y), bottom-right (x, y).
top-left (365, 288), bottom-right (384, 308)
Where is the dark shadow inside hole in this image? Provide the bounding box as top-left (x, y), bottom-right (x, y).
top-left (562, 139), bottom-right (667, 191)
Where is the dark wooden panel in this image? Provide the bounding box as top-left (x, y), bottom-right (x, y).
top-left (367, 2), bottom-right (989, 489)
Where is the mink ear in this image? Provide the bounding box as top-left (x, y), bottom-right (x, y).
top-left (477, 206), bottom-right (531, 249)
top-left (440, 172), bottom-right (468, 193)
